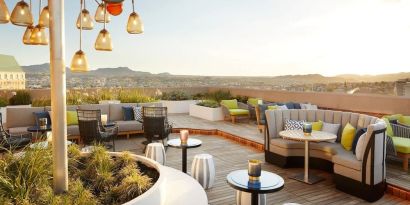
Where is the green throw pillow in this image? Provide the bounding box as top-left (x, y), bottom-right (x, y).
top-left (384, 114), bottom-right (403, 121)
top-left (399, 116), bottom-right (410, 126)
top-left (311, 120), bottom-right (323, 131)
top-left (221, 99), bottom-right (238, 109)
top-left (67, 111), bottom-right (78, 126)
top-left (341, 123), bottom-right (356, 151)
top-left (247, 98), bottom-right (262, 107)
top-left (383, 118), bottom-right (394, 137)
top-left (267, 105), bottom-right (278, 110)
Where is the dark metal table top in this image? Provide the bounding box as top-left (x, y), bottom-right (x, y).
top-left (27, 125), bottom-right (52, 132)
top-left (167, 138), bottom-right (202, 149)
top-left (227, 170), bottom-right (284, 194)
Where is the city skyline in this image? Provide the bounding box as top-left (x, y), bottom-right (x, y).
top-left (1, 0), bottom-right (410, 77)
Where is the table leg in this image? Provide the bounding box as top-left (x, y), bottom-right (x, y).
top-left (289, 140), bottom-right (325, 184)
top-left (182, 146), bottom-right (187, 173)
top-left (251, 193), bottom-right (258, 205)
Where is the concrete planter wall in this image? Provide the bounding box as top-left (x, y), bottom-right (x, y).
top-left (189, 104), bottom-right (224, 121)
top-left (161, 100), bottom-right (198, 114)
top-left (97, 152), bottom-right (208, 205)
top-left (99, 100), bottom-right (121, 104)
top-left (3, 104), bottom-right (31, 123)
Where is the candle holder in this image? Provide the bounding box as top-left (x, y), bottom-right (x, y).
top-left (101, 114), bottom-right (108, 126)
top-left (180, 130), bottom-right (189, 145)
top-left (39, 118), bottom-right (47, 129)
top-left (303, 122), bottom-right (312, 136)
top-left (248, 159), bottom-right (262, 182)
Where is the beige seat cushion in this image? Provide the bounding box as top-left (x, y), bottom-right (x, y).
top-left (9, 126), bottom-right (31, 135)
top-left (67, 125), bottom-right (80, 136)
top-left (115, 120), bottom-right (143, 132)
top-left (332, 149), bottom-right (362, 171)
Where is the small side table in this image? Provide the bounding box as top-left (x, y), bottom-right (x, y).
top-left (167, 138), bottom-right (202, 173)
top-left (227, 170), bottom-right (284, 205)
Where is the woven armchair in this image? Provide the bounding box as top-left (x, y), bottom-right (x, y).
top-left (220, 99), bottom-right (250, 124)
top-left (77, 109), bottom-right (118, 151)
top-left (142, 107), bottom-right (172, 149)
top-left (247, 98), bottom-right (262, 120)
top-left (386, 121), bottom-right (410, 171)
top-left (0, 113), bottom-right (31, 151)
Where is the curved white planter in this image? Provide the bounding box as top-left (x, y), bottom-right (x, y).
top-left (189, 104), bottom-right (224, 121)
top-left (160, 100), bottom-right (198, 114)
top-left (102, 152), bottom-right (208, 205)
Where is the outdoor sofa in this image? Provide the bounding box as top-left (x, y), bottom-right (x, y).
top-left (5, 102), bottom-right (162, 140)
top-left (265, 109), bottom-right (387, 202)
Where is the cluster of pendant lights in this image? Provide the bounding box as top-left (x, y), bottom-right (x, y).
top-left (0, 0), bottom-right (144, 72)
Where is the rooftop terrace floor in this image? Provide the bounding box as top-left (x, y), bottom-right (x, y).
top-left (115, 134), bottom-right (406, 205)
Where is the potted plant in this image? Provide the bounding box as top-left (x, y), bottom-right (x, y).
top-left (7, 90), bottom-right (32, 107)
top-left (189, 100), bottom-right (224, 121)
top-left (160, 91), bottom-right (198, 114)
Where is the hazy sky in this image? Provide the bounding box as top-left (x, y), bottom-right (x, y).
top-left (1, 0), bottom-right (410, 76)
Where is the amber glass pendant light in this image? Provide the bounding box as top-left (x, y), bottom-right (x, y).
top-left (95, 2), bottom-right (113, 51)
top-left (71, 0), bottom-right (89, 72)
top-left (30, 0), bottom-right (48, 45)
top-left (127, 0), bottom-right (143, 34)
top-left (0, 0), bottom-right (10, 24)
top-left (76, 0), bottom-right (93, 30)
top-left (22, 0), bottom-right (34, 45)
top-left (95, 2), bottom-right (110, 23)
top-left (38, 5), bottom-right (49, 27)
top-left (10, 0), bottom-right (33, 26)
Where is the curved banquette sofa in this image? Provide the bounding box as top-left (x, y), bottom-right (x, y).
top-left (265, 109), bottom-right (387, 202)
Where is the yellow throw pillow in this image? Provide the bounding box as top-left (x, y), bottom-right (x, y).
top-left (67, 111), bottom-right (78, 126)
top-left (311, 120), bottom-right (323, 131)
top-left (267, 105), bottom-right (278, 110)
top-left (341, 123), bottom-right (356, 151)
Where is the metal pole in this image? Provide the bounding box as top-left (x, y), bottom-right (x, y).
top-left (48, 0), bottom-right (68, 193)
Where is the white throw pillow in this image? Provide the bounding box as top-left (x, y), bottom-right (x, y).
top-left (133, 106), bottom-right (142, 121)
top-left (322, 122), bottom-right (341, 135)
top-left (310, 105), bottom-right (318, 110)
top-left (278, 105), bottom-right (288, 110)
top-left (355, 132), bottom-right (367, 160)
top-left (284, 119), bottom-right (305, 130)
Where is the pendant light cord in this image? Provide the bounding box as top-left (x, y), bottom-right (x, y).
top-left (103, 1), bottom-right (106, 30)
top-left (39, 0), bottom-right (42, 17)
top-left (80, 0), bottom-right (83, 50)
top-left (132, 0), bottom-right (135, 12)
top-left (29, 0), bottom-right (32, 12)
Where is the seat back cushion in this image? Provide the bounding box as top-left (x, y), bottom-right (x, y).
top-left (78, 104), bottom-right (110, 119)
top-left (6, 107), bottom-right (45, 128)
top-left (221, 99), bottom-right (238, 109)
top-left (109, 103), bottom-right (138, 121)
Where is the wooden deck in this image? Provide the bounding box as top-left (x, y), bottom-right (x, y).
top-left (115, 134), bottom-right (407, 205)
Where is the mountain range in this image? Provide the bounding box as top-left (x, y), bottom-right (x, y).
top-left (22, 63), bottom-right (410, 83)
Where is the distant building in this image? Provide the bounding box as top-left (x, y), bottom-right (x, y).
top-left (395, 78), bottom-right (410, 97)
top-left (0, 54), bottom-right (26, 90)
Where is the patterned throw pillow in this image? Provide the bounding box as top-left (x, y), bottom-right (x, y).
top-left (133, 106), bottom-right (142, 121)
top-left (284, 119), bottom-right (305, 130)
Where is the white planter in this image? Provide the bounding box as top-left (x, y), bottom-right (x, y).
top-left (189, 104), bottom-right (224, 121)
top-left (99, 100), bottom-right (121, 104)
top-left (98, 152), bottom-right (208, 205)
top-left (161, 100), bottom-right (198, 114)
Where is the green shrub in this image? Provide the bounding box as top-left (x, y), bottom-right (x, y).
top-left (206, 90), bottom-right (232, 103)
top-left (0, 97), bottom-right (8, 107)
top-left (235, 95), bottom-right (248, 104)
top-left (32, 98), bottom-right (51, 107)
top-left (8, 91), bottom-right (32, 105)
top-left (160, 91), bottom-right (191, 101)
top-left (192, 93), bottom-right (206, 100)
top-left (196, 100), bottom-right (220, 108)
top-left (118, 90), bottom-right (156, 103)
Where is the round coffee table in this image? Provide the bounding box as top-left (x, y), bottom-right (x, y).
top-left (227, 170), bottom-right (284, 205)
top-left (168, 138), bottom-right (202, 173)
top-left (279, 130), bottom-right (337, 184)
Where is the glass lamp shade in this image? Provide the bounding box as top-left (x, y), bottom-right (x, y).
top-left (38, 6), bottom-right (49, 28)
top-left (107, 2), bottom-right (122, 16)
top-left (76, 9), bottom-right (93, 30)
top-left (127, 12), bottom-right (143, 34)
top-left (10, 0), bottom-right (33, 26)
top-left (95, 4), bottom-right (110, 23)
top-left (0, 0), bottom-right (10, 24)
top-left (70, 50), bottom-right (89, 72)
top-left (95, 29), bottom-right (113, 51)
top-left (30, 25), bottom-right (48, 45)
top-left (22, 25), bottom-right (34, 45)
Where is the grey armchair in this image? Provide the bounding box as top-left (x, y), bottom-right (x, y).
top-left (220, 99), bottom-right (250, 123)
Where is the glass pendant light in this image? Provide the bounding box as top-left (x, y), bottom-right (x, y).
top-left (10, 0), bottom-right (33, 26)
top-left (0, 0), bottom-right (10, 24)
top-left (95, 2), bottom-right (110, 23)
top-left (95, 3), bottom-right (113, 51)
top-left (38, 5), bottom-right (49, 28)
top-left (30, 0), bottom-right (48, 45)
top-left (71, 0), bottom-right (89, 72)
top-left (127, 0), bottom-right (143, 34)
top-left (22, 25), bottom-right (34, 44)
top-left (22, 0), bottom-right (34, 45)
top-left (76, 0), bottom-right (93, 30)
